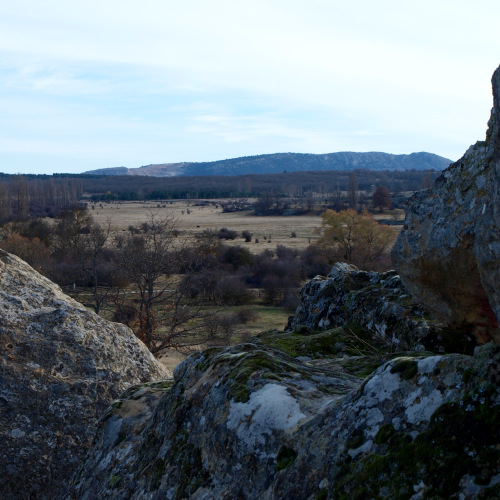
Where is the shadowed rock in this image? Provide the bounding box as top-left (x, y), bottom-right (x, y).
top-left (287, 262), bottom-right (476, 354)
top-left (392, 67), bottom-right (500, 343)
top-left (0, 250), bottom-right (169, 499)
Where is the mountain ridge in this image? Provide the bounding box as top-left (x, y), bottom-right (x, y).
top-left (84, 151), bottom-right (451, 177)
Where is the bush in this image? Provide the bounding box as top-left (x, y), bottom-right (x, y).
top-left (301, 245), bottom-right (333, 278)
top-left (218, 228), bottom-right (238, 240)
top-left (203, 313), bottom-right (237, 345)
top-left (214, 276), bottom-right (252, 306)
top-left (234, 307), bottom-right (259, 324)
top-left (220, 245), bottom-right (254, 269)
top-left (242, 230), bottom-right (253, 242)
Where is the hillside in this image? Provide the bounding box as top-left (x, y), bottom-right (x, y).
top-left (84, 151), bottom-right (451, 177)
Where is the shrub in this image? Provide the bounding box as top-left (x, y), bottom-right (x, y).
top-left (218, 228), bottom-right (238, 240)
top-left (214, 276), bottom-right (252, 306)
top-left (234, 307), bottom-right (259, 324)
top-left (220, 245), bottom-right (254, 269)
top-left (242, 230), bottom-right (253, 242)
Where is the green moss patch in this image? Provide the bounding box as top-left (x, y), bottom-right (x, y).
top-left (225, 348), bottom-right (310, 403)
top-left (390, 358), bottom-right (418, 380)
top-left (333, 383), bottom-right (500, 498)
top-left (109, 474), bottom-right (122, 489)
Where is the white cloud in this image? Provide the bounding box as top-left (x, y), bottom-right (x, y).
top-left (0, 0), bottom-right (499, 173)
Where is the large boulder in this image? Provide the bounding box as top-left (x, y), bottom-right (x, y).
top-left (66, 338), bottom-right (500, 499)
top-left (476, 66), bottom-right (500, 330)
top-left (392, 67), bottom-right (500, 343)
top-left (287, 262), bottom-right (475, 353)
top-left (0, 250), bottom-right (169, 499)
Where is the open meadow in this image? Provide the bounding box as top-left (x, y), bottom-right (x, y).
top-left (88, 199), bottom-right (324, 252)
top-left (88, 199), bottom-right (403, 253)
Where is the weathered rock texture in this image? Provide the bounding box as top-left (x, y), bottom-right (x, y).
top-left (0, 250), bottom-right (169, 499)
top-left (67, 336), bottom-right (500, 499)
top-left (476, 66), bottom-right (500, 329)
top-left (287, 262), bottom-right (476, 354)
top-left (392, 67), bottom-right (500, 343)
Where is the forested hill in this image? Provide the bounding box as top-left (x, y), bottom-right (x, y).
top-left (84, 151), bottom-right (451, 177)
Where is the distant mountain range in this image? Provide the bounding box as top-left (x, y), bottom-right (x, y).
top-left (83, 152), bottom-right (452, 177)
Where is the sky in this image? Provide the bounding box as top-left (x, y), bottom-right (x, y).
top-left (1, 1), bottom-right (499, 175)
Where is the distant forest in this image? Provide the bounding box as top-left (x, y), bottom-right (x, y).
top-left (0, 169), bottom-right (439, 220)
top-left (80, 169), bottom-right (439, 201)
top-left (0, 174), bottom-right (83, 221)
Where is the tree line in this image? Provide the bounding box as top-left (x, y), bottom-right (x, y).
top-left (45, 169), bottom-right (438, 201)
top-left (0, 175), bottom-right (83, 222)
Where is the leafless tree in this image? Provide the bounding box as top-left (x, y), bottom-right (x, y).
top-left (116, 210), bottom-right (211, 353)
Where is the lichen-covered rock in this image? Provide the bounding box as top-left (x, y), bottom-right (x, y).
top-left (66, 337), bottom-right (500, 499)
top-left (392, 67), bottom-right (500, 343)
top-left (287, 262), bottom-right (472, 353)
top-left (0, 250), bottom-right (169, 499)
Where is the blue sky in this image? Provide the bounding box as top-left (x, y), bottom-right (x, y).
top-left (1, 0), bottom-right (499, 174)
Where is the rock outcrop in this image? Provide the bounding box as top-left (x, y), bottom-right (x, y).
top-left (287, 262), bottom-right (476, 354)
top-left (476, 67), bottom-right (500, 329)
top-left (392, 67), bottom-right (500, 343)
top-left (67, 336), bottom-right (500, 499)
top-left (0, 250), bottom-right (169, 499)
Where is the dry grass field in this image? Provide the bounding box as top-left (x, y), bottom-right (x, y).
top-left (88, 199), bottom-right (404, 255)
top-left (89, 200), bottom-right (323, 253)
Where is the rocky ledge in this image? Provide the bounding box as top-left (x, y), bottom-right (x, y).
top-left (287, 262), bottom-right (476, 354)
top-left (0, 250), bottom-right (169, 499)
top-left (66, 334), bottom-right (500, 499)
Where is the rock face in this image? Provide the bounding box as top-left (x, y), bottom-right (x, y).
top-left (0, 250), bottom-right (169, 499)
top-left (67, 336), bottom-right (500, 499)
top-left (476, 67), bottom-right (500, 330)
top-left (392, 67), bottom-right (500, 343)
top-left (287, 262), bottom-right (476, 353)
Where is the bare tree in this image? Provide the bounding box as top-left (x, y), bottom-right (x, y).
top-left (117, 210), bottom-right (210, 353)
top-left (0, 182), bottom-right (12, 222)
top-left (84, 218), bottom-right (114, 314)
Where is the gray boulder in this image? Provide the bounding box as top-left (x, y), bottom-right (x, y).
top-left (0, 250), bottom-right (169, 499)
top-left (392, 67), bottom-right (500, 343)
top-left (287, 262), bottom-right (474, 353)
top-left (66, 338), bottom-right (500, 499)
